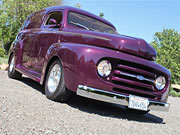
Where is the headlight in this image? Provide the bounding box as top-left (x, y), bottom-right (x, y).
top-left (97, 60), bottom-right (112, 77)
top-left (155, 76), bottom-right (166, 90)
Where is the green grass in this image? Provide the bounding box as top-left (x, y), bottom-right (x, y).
top-left (170, 89), bottom-right (180, 97)
top-left (0, 57), bottom-right (8, 64)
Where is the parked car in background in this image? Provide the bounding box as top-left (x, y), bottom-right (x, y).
top-left (8, 6), bottom-right (170, 114)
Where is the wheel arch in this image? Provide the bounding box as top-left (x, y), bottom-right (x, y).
top-left (41, 55), bottom-right (62, 85)
top-left (8, 52), bottom-right (14, 64)
top-left (40, 42), bottom-right (90, 92)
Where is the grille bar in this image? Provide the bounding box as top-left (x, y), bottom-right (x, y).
top-left (113, 88), bottom-right (156, 99)
top-left (114, 70), bottom-right (154, 83)
top-left (112, 83), bottom-right (154, 93)
top-left (112, 76), bottom-right (154, 90)
top-left (118, 64), bottom-right (156, 79)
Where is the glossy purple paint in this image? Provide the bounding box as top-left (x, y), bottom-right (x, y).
top-left (9, 6), bottom-right (170, 103)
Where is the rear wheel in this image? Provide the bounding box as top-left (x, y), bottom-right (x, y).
top-left (45, 60), bottom-right (70, 102)
top-left (8, 54), bottom-right (22, 79)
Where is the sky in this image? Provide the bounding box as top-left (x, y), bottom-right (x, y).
top-left (64, 0), bottom-right (180, 43)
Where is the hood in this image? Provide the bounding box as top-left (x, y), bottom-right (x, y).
top-left (62, 29), bottom-right (157, 61)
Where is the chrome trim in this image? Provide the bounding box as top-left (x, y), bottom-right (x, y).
top-left (77, 85), bottom-right (170, 112)
top-left (9, 56), bottom-right (15, 73)
top-left (47, 64), bottom-right (61, 94)
top-left (32, 29), bottom-right (110, 41)
top-left (119, 72), bottom-right (154, 83)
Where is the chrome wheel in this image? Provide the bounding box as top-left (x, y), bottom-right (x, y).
top-left (47, 64), bottom-right (61, 93)
top-left (9, 57), bottom-right (15, 73)
top-left (45, 60), bottom-right (71, 102)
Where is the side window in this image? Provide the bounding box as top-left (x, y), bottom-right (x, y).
top-left (45, 11), bottom-right (62, 25)
top-left (21, 10), bottom-right (46, 30)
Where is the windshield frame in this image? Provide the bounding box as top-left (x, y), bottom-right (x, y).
top-left (67, 11), bottom-right (117, 34)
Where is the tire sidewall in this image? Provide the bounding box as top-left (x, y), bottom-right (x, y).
top-left (8, 55), bottom-right (15, 78)
top-left (45, 60), bottom-right (65, 100)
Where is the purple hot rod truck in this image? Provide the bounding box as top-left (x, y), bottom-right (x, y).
top-left (8, 6), bottom-right (170, 114)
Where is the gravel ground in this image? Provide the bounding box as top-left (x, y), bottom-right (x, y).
top-left (0, 70), bottom-right (180, 135)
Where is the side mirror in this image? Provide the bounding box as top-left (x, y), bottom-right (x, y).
top-left (48, 19), bottom-right (58, 25)
top-left (46, 18), bottom-right (62, 29)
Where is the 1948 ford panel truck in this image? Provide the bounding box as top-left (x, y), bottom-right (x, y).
top-left (8, 6), bottom-right (170, 114)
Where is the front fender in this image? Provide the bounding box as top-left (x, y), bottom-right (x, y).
top-left (40, 42), bottom-right (91, 92)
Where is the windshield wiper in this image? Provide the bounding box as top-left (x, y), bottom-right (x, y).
top-left (89, 27), bottom-right (100, 32)
top-left (70, 21), bottom-right (89, 30)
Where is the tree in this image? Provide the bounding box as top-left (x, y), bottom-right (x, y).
top-left (0, 0), bottom-right (63, 52)
top-left (99, 12), bottom-right (104, 18)
top-left (74, 3), bottom-right (81, 8)
top-left (151, 29), bottom-right (180, 84)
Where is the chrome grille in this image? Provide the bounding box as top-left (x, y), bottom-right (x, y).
top-left (111, 59), bottom-right (157, 99)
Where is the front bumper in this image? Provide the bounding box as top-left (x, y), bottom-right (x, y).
top-left (77, 85), bottom-right (170, 112)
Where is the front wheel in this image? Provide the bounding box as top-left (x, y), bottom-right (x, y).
top-left (45, 60), bottom-right (70, 102)
top-left (8, 55), bottom-right (22, 79)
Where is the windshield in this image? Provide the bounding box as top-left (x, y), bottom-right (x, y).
top-left (68, 12), bottom-right (117, 34)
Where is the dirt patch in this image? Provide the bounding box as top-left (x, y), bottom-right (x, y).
top-left (172, 84), bottom-right (180, 91)
top-left (0, 63), bottom-right (8, 70)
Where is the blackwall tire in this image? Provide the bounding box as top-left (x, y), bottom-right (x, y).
top-left (45, 60), bottom-right (70, 102)
top-left (8, 55), bottom-right (22, 79)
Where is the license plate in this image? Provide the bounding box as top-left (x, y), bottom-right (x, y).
top-left (128, 95), bottom-right (149, 111)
